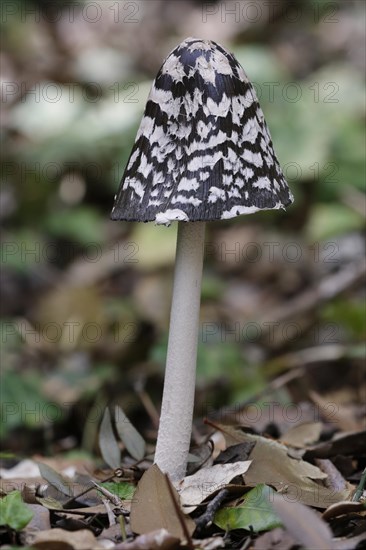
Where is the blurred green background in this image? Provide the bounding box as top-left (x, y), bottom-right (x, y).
top-left (1, 0), bottom-right (365, 456)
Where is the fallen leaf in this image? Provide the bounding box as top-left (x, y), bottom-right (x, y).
top-left (253, 527), bottom-right (297, 550)
top-left (36, 497), bottom-right (65, 510)
top-left (220, 428), bottom-right (351, 507)
top-left (270, 493), bottom-right (334, 550)
top-left (115, 405), bottom-right (146, 461)
top-left (177, 461), bottom-right (251, 513)
top-left (322, 500), bottom-right (365, 521)
top-left (55, 504), bottom-right (107, 516)
top-left (304, 430), bottom-right (366, 459)
top-left (130, 464), bottom-right (195, 539)
top-left (30, 527), bottom-right (101, 549)
top-left (114, 528), bottom-right (180, 549)
top-left (99, 408), bottom-right (121, 469)
top-left (281, 421), bottom-right (322, 448)
top-left (214, 484), bottom-right (282, 532)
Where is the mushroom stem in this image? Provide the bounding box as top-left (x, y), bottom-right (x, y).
top-left (154, 221), bottom-right (206, 480)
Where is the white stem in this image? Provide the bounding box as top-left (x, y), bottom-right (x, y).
top-left (154, 221), bottom-right (206, 481)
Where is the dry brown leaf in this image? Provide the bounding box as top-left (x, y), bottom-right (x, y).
top-left (29, 527), bottom-right (101, 550)
top-left (220, 427), bottom-right (352, 508)
top-left (281, 421), bottom-right (322, 448)
top-left (271, 494), bottom-right (334, 550)
top-left (176, 461), bottom-right (251, 513)
top-left (130, 464), bottom-right (195, 540)
top-left (322, 500), bottom-right (365, 521)
top-left (54, 504), bottom-right (108, 517)
top-left (253, 527), bottom-right (297, 550)
top-left (271, 496), bottom-right (366, 550)
top-left (304, 430), bottom-right (366, 459)
top-left (114, 528), bottom-right (180, 549)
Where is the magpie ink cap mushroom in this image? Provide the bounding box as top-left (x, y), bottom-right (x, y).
top-left (111, 37), bottom-right (294, 480)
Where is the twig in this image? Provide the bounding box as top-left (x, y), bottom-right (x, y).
top-left (258, 259), bottom-right (366, 328)
top-left (134, 378), bottom-right (160, 430)
top-left (62, 473), bottom-right (116, 508)
top-left (352, 467), bottom-right (366, 502)
top-left (210, 341), bottom-right (363, 423)
top-left (195, 488), bottom-right (229, 535)
top-left (239, 535), bottom-right (253, 550)
top-left (210, 366), bottom-right (304, 422)
top-left (269, 344), bottom-right (353, 372)
top-left (45, 508), bottom-right (99, 516)
top-left (92, 480), bottom-right (128, 513)
top-left (102, 496), bottom-right (116, 526)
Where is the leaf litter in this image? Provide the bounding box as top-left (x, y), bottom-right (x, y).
top-left (2, 403), bottom-right (365, 550)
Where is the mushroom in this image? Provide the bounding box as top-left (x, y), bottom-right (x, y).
top-left (111, 37), bottom-right (294, 481)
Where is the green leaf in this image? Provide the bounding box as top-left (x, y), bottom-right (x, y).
top-left (99, 407), bottom-right (121, 469)
top-left (306, 204), bottom-right (364, 241)
top-left (0, 491), bottom-right (33, 530)
top-left (43, 206), bottom-right (104, 245)
top-left (37, 462), bottom-right (74, 498)
top-left (114, 406), bottom-right (146, 461)
top-left (100, 481), bottom-right (135, 500)
top-left (321, 299), bottom-right (366, 341)
top-left (0, 370), bottom-right (49, 437)
top-left (36, 496), bottom-right (64, 510)
top-left (214, 484), bottom-right (282, 532)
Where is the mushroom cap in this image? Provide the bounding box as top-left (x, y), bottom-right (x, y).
top-left (111, 37), bottom-right (294, 225)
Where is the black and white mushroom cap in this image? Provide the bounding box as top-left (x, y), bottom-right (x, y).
top-left (111, 37), bottom-right (294, 226)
